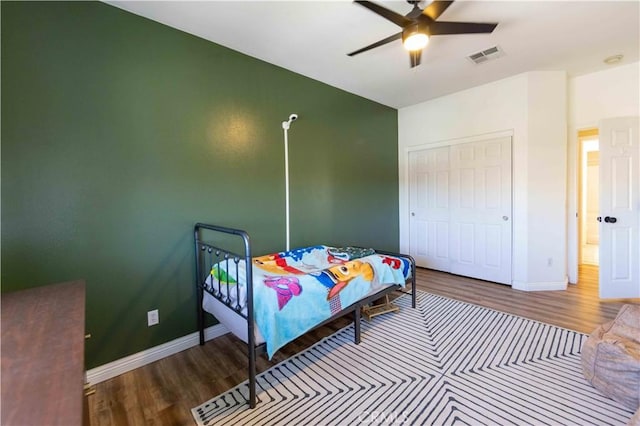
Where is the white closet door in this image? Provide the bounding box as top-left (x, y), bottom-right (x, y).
top-left (408, 136), bottom-right (512, 284)
top-left (409, 147), bottom-right (450, 271)
top-left (599, 117), bottom-right (639, 299)
top-left (449, 137), bottom-right (512, 284)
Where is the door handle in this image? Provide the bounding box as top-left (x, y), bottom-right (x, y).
top-left (604, 216), bottom-right (617, 223)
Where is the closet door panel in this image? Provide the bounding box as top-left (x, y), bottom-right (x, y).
top-left (409, 147), bottom-right (450, 271)
top-left (450, 137), bottom-right (512, 284)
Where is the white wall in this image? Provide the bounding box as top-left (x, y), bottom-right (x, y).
top-left (524, 73), bottom-right (568, 286)
top-left (566, 61), bottom-right (640, 283)
top-left (398, 71), bottom-right (568, 290)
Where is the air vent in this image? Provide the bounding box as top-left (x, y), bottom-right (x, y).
top-left (467, 45), bottom-right (504, 65)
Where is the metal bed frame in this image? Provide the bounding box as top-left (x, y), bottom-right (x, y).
top-left (194, 222), bottom-right (416, 408)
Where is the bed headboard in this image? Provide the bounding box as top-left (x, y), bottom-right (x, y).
top-left (194, 222), bottom-right (258, 407)
top-left (193, 222), bottom-right (254, 323)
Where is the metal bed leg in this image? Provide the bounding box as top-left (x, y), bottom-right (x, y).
top-left (195, 226), bottom-right (206, 346)
top-left (411, 275), bottom-right (417, 309)
top-left (249, 347), bottom-right (256, 408)
top-left (354, 307), bottom-right (361, 344)
top-left (411, 258), bottom-right (417, 309)
top-left (198, 292), bottom-right (205, 346)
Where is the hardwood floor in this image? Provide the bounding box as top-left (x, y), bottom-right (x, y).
top-left (416, 264), bottom-right (637, 335)
top-left (88, 265), bottom-right (638, 426)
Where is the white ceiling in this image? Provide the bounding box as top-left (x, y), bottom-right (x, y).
top-left (107, 0), bottom-right (639, 109)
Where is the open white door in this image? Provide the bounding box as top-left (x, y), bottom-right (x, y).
top-left (599, 117), bottom-right (640, 299)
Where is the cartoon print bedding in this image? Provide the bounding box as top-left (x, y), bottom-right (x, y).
top-left (204, 245), bottom-right (411, 358)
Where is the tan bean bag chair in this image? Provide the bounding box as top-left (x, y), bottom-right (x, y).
top-left (629, 407), bottom-right (640, 426)
top-left (581, 304), bottom-right (640, 412)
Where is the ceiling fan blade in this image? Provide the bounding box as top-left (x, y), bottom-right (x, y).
top-left (409, 50), bottom-right (422, 68)
top-left (422, 1), bottom-right (454, 21)
top-left (347, 32), bottom-right (402, 56)
top-left (354, 1), bottom-right (413, 28)
top-left (429, 21), bottom-right (497, 35)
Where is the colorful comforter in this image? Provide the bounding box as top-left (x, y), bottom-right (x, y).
top-left (205, 245), bottom-right (411, 359)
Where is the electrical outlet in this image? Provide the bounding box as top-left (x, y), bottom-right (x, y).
top-left (147, 309), bottom-right (159, 327)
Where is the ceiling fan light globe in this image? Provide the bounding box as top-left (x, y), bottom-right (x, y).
top-left (403, 33), bottom-right (429, 51)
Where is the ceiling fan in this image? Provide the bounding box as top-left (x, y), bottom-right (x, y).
top-left (348, 0), bottom-right (498, 68)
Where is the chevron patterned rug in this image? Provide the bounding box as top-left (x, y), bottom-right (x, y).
top-left (192, 291), bottom-right (634, 425)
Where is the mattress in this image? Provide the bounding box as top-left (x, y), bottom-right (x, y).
top-left (202, 291), bottom-right (266, 345)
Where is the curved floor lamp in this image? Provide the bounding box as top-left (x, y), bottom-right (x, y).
top-left (281, 114), bottom-right (298, 251)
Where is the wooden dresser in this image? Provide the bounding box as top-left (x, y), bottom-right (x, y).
top-left (1, 280), bottom-right (86, 425)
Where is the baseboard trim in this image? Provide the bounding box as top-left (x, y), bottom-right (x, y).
top-left (512, 277), bottom-right (568, 292)
top-left (85, 324), bottom-right (229, 385)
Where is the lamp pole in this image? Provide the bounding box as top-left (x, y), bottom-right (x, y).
top-left (281, 114), bottom-right (298, 252)
top-left (282, 121), bottom-right (291, 251)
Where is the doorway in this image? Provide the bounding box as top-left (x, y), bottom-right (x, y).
top-left (578, 129), bottom-right (599, 267)
top-left (597, 117), bottom-right (640, 298)
top-left (574, 118), bottom-right (639, 299)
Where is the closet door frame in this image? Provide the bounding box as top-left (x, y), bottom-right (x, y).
top-left (405, 130), bottom-right (514, 285)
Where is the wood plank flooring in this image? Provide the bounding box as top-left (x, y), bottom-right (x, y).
top-left (88, 265), bottom-right (638, 426)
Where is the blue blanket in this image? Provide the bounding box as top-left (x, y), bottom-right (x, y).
top-left (208, 245), bottom-right (411, 358)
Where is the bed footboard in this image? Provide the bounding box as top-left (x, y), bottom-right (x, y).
top-left (375, 249), bottom-right (417, 309)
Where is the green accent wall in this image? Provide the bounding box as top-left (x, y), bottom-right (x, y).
top-left (1, 1), bottom-right (399, 368)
